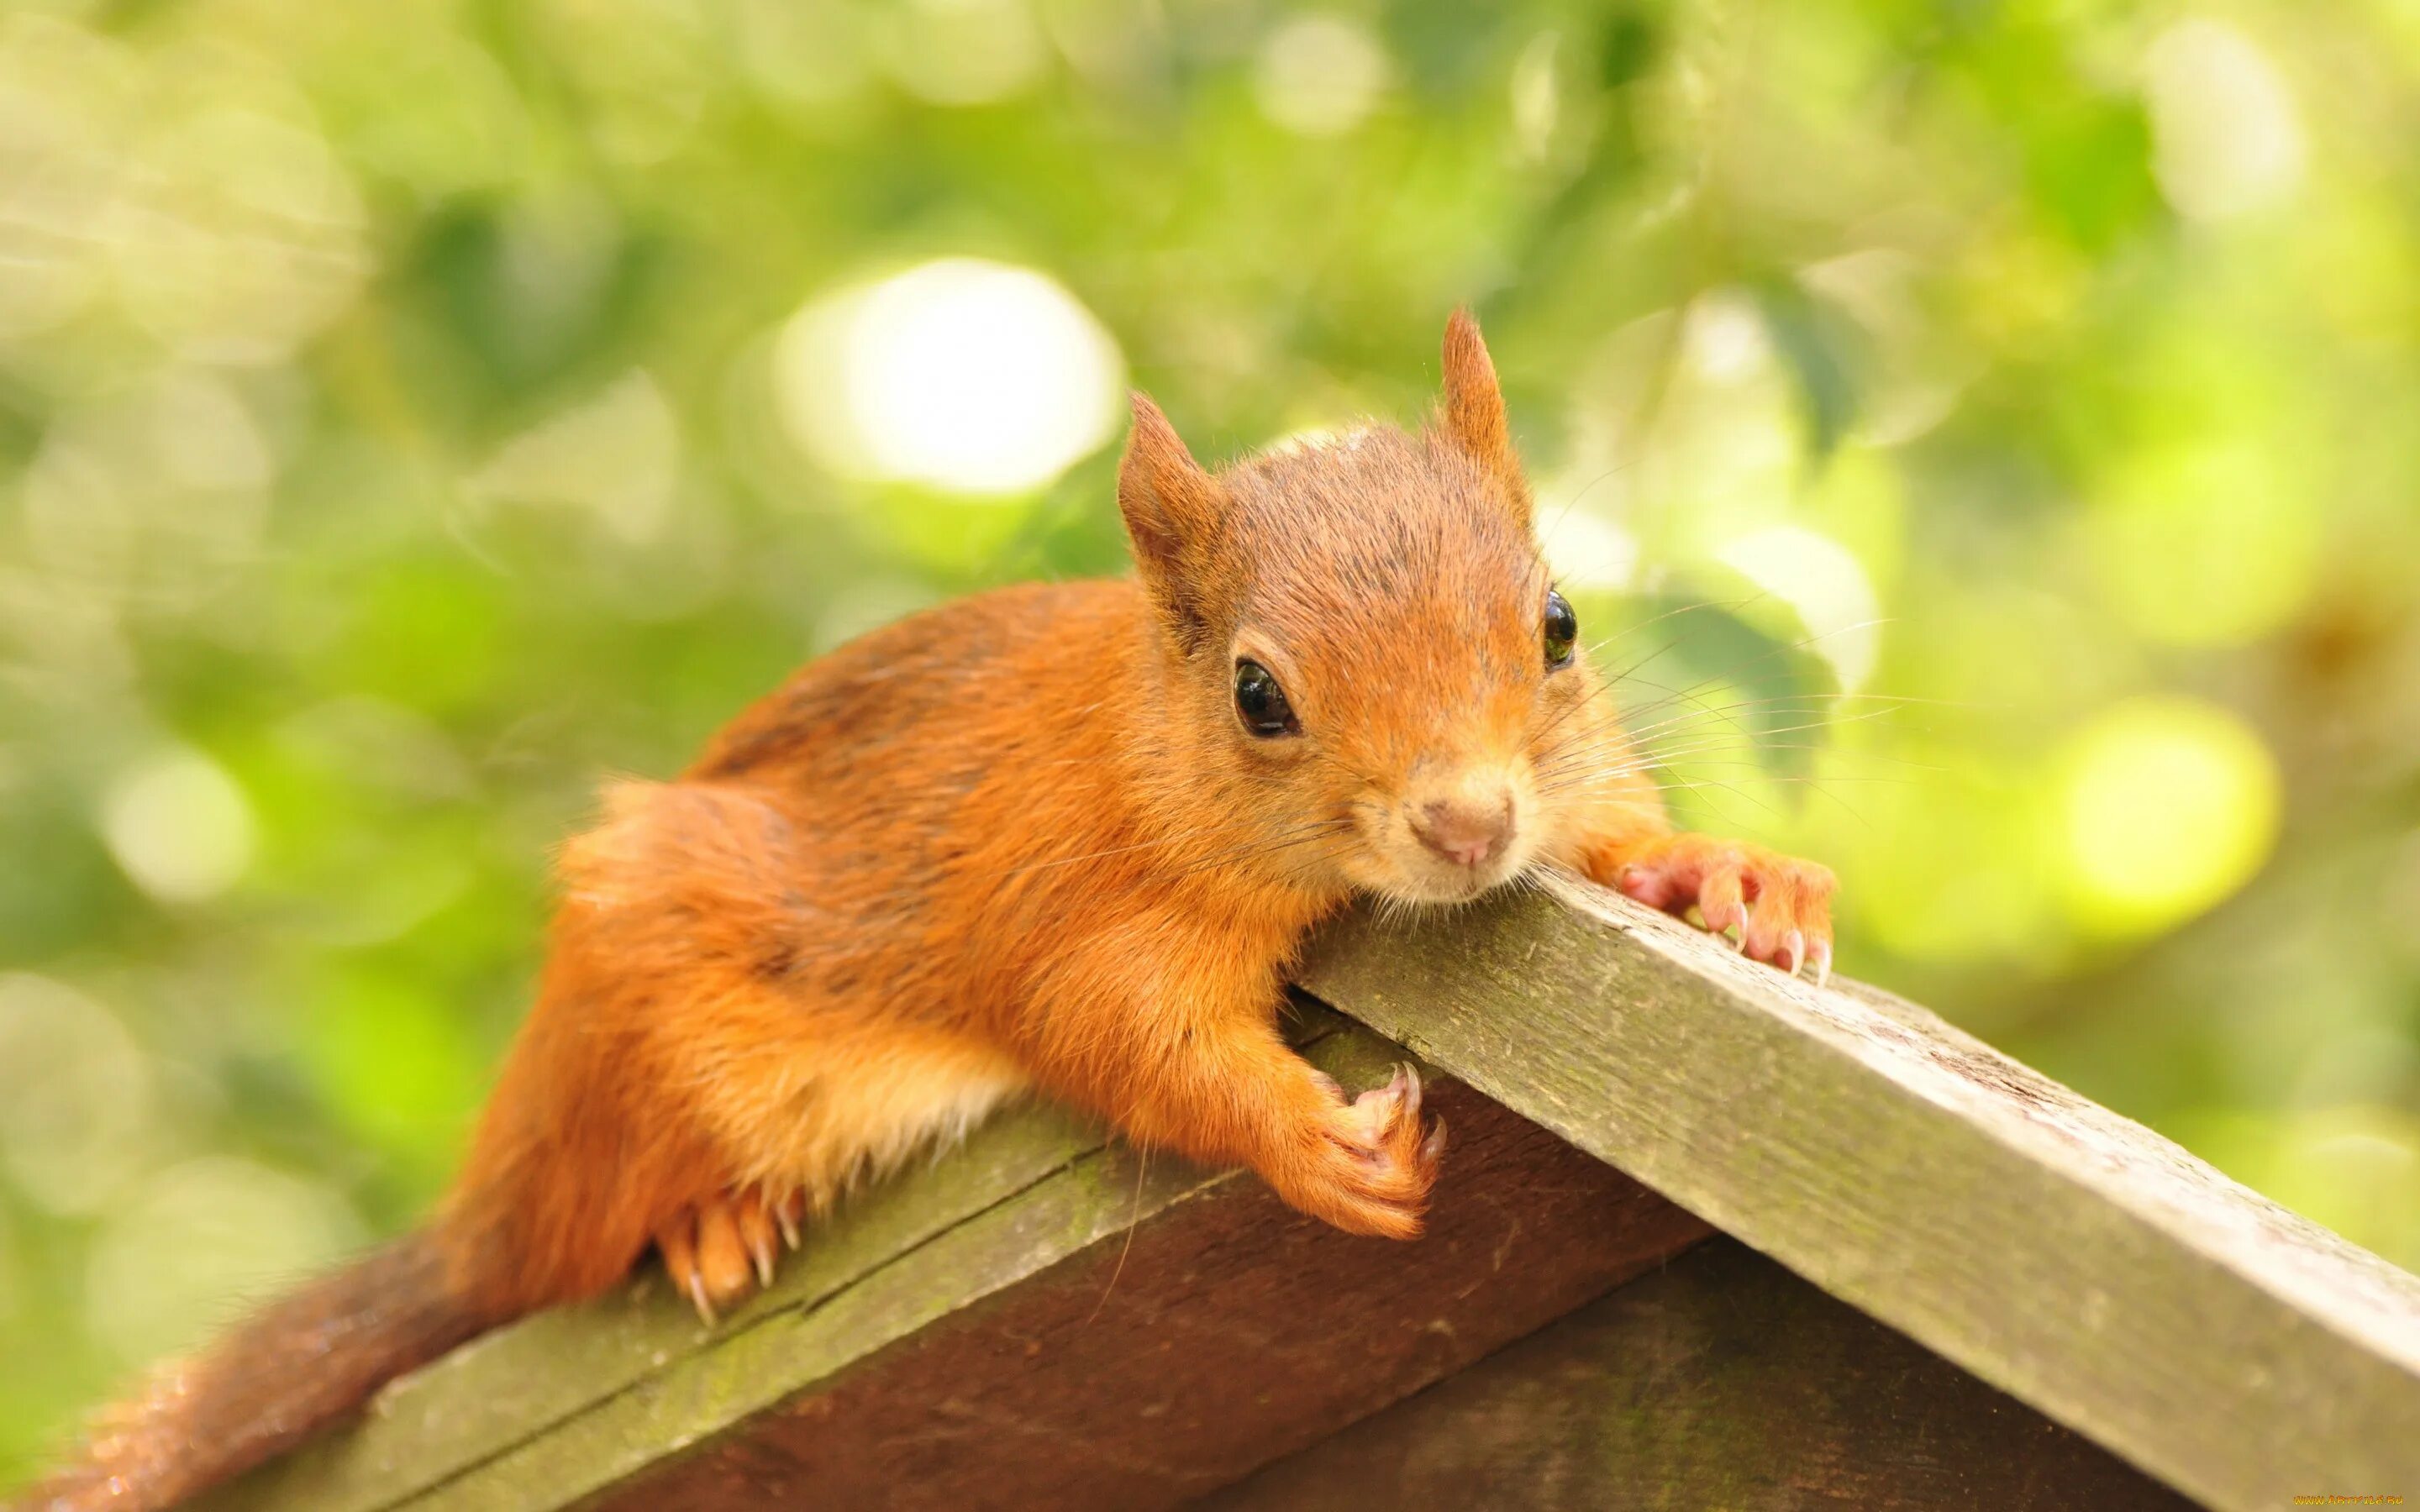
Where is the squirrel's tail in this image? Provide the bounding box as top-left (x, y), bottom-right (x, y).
top-left (15, 1230), bottom-right (499, 1512)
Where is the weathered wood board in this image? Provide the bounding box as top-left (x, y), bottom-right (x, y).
top-left (197, 1093), bottom-right (1109, 1511)
top-left (1294, 875), bottom-right (2420, 1512)
top-left (202, 1010), bottom-right (1710, 1511)
top-left (1204, 1236), bottom-right (2199, 1510)
top-left (183, 879), bottom-right (2420, 1511)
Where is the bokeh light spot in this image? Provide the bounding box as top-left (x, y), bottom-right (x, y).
top-left (777, 259), bottom-right (1123, 497)
top-left (1545, 509), bottom-right (1639, 592)
top-left (113, 96), bottom-right (370, 365)
top-left (1684, 293), bottom-right (1770, 384)
top-left (883, 0), bottom-right (1048, 107)
top-left (0, 14), bottom-right (125, 341)
top-left (0, 974), bottom-right (155, 1215)
top-left (22, 370), bottom-right (275, 603)
top-left (2144, 18), bottom-right (2304, 222)
top-left (1254, 15), bottom-right (1389, 138)
top-left (2057, 696), bottom-right (2281, 937)
top-left (99, 746), bottom-right (256, 905)
top-left (1714, 525), bottom-right (1881, 690)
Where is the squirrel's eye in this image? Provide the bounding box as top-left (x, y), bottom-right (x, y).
top-left (1233, 659), bottom-right (1299, 738)
top-left (1543, 589), bottom-right (1578, 670)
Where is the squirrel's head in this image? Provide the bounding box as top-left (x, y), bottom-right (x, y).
top-left (1119, 312), bottom-right (1605, 906)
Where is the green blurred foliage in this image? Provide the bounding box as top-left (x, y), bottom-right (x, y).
top-left (4, 0), bottom-right (2419, 1481)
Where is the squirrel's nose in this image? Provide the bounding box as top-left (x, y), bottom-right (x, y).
top-left (1412, 794), bottom-right (1513, 869)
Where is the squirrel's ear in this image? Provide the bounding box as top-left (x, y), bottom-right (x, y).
top-left (1439, 308), bottom-right (1532, 524)
top-left (1118, 392), bottom-right (1226, 646)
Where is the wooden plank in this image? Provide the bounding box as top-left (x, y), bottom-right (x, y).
top-left (205, 1010), bottom-right (1711, 1511)
top-left (198, 1100), bottom-right (1109, 1512)
top-left (1205, 1236), bottom-right (2199, 1510)
top-left (1294, 876), bottom-right (2420, 1512)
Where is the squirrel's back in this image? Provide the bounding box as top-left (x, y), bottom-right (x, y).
top-left (685, 573), bottom-right (1286, 969)
top-left (694, 577), bottom-right (1151, 791)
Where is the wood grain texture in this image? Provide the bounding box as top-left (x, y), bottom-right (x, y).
top-left (580, 1043), bottom-right (1707, 1510)
top-left (1295, 877), bottom-right (2420, 1512)
top-left (1203, 1236), bottom-right (2200, 1511)
top-left (196, 1098), bottom-right (1106, 1512)
top-left (203, 1010), bottom-right (1710, 1511)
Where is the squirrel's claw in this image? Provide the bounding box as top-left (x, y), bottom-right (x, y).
top-left (654, 1217), bottom-right (717, 1326)
top-left (1780, 929), bottom-right (1806, 977)
top-left (1279, 1065), bottom-right (1445, 1241)
top-left (771, 1188), bottom-right (803, 1251)
top-left (734, 1189), bottom-right (778, 1289)
top-left (657, 1185), bottom-right (803, 1324)
top-left (1601, 835), bottom-right (1836, 985)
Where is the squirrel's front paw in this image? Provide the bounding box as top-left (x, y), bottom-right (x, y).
top-left (655, 1185), bottom-right (806, 1324)
top-left (1599, 833), bottom-right (1837, 984)
top-left (1266, 1065), bottom-right (1446, 1242)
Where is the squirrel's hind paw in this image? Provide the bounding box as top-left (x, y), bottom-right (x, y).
top-left (655, 1187), bottom-right (804, 1325)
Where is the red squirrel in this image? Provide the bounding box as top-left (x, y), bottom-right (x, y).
top-left (21, 312), bottom-right (1833, 1511)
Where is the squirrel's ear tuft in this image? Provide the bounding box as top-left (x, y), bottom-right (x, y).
top-left (1439, 308), bottom-right (1532, 524)
top-left (1118, 392), bottom-right (1226, 647)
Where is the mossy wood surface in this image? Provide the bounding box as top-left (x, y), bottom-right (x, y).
top-left (197, 883), bottom-right (2419, 1511)
top-left (1294, 876), bottom-right (2420, 1512)
top-left (201, 1009), bottom-right (1709, 1511)
top-left (1207, 1236), bottom-right (2197, 1510)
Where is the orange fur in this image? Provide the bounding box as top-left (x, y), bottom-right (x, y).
top-left (20, 312), bottom-right (1833, 1511)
